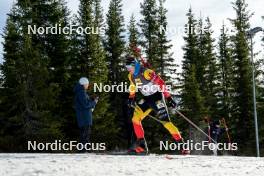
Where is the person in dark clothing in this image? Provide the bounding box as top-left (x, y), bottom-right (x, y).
top-left (209, 120), bottom-right (227, 155)
top-left (210, 120), bottom-right (226, 143)
top-left (74, 77), bottom-right (98, 152)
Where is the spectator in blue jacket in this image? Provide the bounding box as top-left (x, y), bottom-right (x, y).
top-left (209, 120), bottom-right (227, 155)
top-left (74, 77), bottom-right (98, 152)
top-left (210, 120), bottom-right (226, 143)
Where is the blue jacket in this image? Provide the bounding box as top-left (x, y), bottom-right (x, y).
top-left (210, 121), bottom-right (225, 142)
top-left (74, 83), bottom-right (96, 127)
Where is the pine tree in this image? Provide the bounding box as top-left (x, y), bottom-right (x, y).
top-left (24, 0), bottom-right (72, 142)
top-left (0, 2), bottom-right (62, 151)
top-left (93, 0), bottom-right (104, 42)
top-left (30, 0), bottom-right (71, 88)
top-left (92, 0), bottom-right (118, 148)
top-left (196, 16), bottom-right (218, 118)
top-left (196, 16), bottom-right (207, 92)
top-left (156, 0), bottom-right (176, 83)
top-left (180, 8), bottom-right (206, 145)
top-left (181, 8), bottom-right (206, 122)
top-left (105, 0), bottom-right (126, 82)
top-left (104, 0), bottom-right (126, 148)
top-left (230, 0), bottom-right (254, 154)
top-left (78, 0), bottom-right (96, 76)
top-left (127, 14), bottom-right (139, 55)
top-left (217, 24), bottom-right (235, 121)
top-left (93, 0), bottom-right (104, 29)
top-left (202, 17), bottom-right (218, 117)
top-left (139, 0), bottom-right (159, 69)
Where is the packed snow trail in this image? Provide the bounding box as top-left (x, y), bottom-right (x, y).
top-left (0, 153), bottom-right (264, 176)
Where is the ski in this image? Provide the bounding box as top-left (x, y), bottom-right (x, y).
top-left (95, 151), bottom-right (149, 156)
top-left (164, 155), bottom-right (197, 160)
top-left (95, 152), bottom-right (195, 159)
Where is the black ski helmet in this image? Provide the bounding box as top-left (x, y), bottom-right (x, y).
top-left (126, 56), bottom-right (136, 66)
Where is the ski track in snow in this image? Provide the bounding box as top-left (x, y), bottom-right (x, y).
top-left (0, 153), bottom-right (264, 176)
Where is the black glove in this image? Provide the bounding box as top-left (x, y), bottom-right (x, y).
top-left (166, 96), bottom-right (177, 108)
top-left (127, 98), bottom-right (135, 108)
top-left (91, 95), bottom-right (99, 104)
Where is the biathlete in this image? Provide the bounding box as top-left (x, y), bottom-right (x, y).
top-left (126, 56), bottom-right (189, 155)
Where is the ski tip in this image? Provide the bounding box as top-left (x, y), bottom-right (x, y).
top-left (165, 155), bottom-right (173, 160)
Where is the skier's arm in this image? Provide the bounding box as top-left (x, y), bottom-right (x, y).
top-left (77, 89), bottom-right (96, 109)
top-left (143, 69), bottom-right (171, 98)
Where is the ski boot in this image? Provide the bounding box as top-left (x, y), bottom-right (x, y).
top-left (128, 138), bottom-right (149, 155)
top-left (181, 149), bottom-right (190, 155)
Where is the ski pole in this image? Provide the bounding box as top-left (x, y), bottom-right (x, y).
top-left (174, 110), bottom-right (217, 144)
top-left (222, 118), bottom-right (231, 144)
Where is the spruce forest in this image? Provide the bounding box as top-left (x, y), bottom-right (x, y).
top-left (0, 0), bottom-right (263, 156)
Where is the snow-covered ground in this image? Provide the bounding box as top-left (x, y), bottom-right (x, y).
top-left (0, 153), bottom-right (264, 176)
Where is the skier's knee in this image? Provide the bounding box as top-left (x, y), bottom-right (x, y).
top-left (157, 111), bottom-right (169, 121)
top-left (132, 107), bottom-right (152, 123)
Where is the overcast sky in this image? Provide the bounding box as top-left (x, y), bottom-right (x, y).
top-left (0, 0), bottom-right (263, 65)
